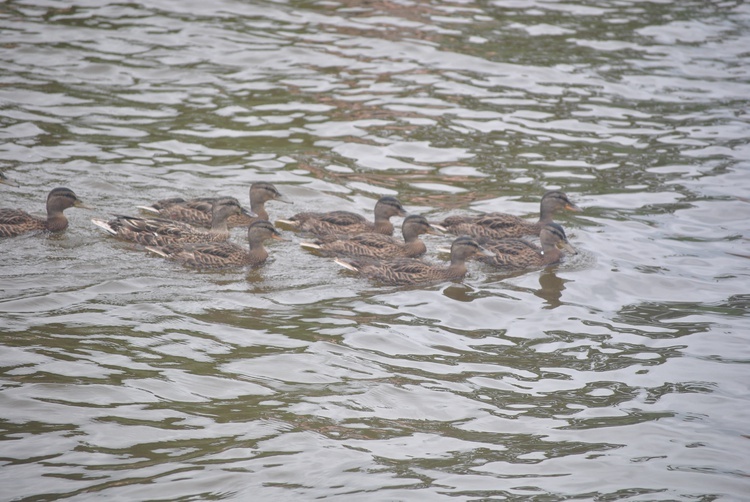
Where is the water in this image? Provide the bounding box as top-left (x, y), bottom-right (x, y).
top-left (1, 0), bottom-right (749, 500)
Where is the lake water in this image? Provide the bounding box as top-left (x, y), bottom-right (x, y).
top-left (1, 0), bottom-right (749, 500)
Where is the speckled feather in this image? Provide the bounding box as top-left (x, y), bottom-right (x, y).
top-left (147, 220), bottom-right (284, 269)
top-left (281, 196), bottom-right (406, 237)
top-left (140, 182), bottom-right (287, 228)
top-left (0, 187), bottom-right (85, 237)
top-left (440, 191), bottom-right (581, 239)
top-left (302, 214), bottom-right (438, 258)
top-left (477, 222), bottom-right (577, 269)
top-left (335, 236), bottom-right (489, 285)
top-left (94, 199), bottom-right (245, 246)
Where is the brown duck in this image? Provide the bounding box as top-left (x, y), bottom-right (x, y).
top-left (146, 220), bottom-right (285, 269)
top-left (92, 198), bottom-right (251, 246)
top-left (438, 191), bottom-right (581, 239)
top-left (0, 187), bottom-right (87, 237)
top-left (478, 222), bottom-right (577, 269)
top-left (138, 182), bottom-right (289, 227)
top-left (300, 214), bottom-right (441, 259)
top-left (278, 196), bottom-right (406, 237)
top-left (334, 236), bottom-right (492, 285)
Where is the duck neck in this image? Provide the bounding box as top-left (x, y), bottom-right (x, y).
top-left (208, 213), bottom-right (231, 234)
top-left (45, 211), bottom-right (69, 232)
top-left (250, 201), bottom-right (268, 221)
top-left (403, 239), bottom-right (426, 257)
top-left (446, 260), bottom-right (468, 280)
top-left (540, 246), bottom-right (562, 265)
top-left (373, 218), bottom-right (393, 235)
top-left (538, 202), bottom-right (556, 224)
top-left (449, 252), bottom-right (469, 267)
top-left (246, 237), bottom-right (269, 262)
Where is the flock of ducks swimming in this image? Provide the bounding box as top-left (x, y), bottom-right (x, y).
top-left (0, 171), bottom-right (581, 286)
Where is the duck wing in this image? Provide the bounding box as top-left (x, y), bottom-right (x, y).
top-left (478, 238), bottom-right (541, 268)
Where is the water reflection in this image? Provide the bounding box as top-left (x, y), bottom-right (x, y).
top-left (535, 270), bottom-right (569, 309)
top-left (442, 284), bottom-right (476, 302)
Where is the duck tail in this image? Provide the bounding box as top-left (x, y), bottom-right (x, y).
top-left (274, 218), bottom-right (298, 227)
top-left (333, 257), bottom-right (358, 272)
top-left (144, 246), bottom-right (169, 258)
top-left (91, 218), bottom-right (117, 236)
top-left (299, 241), bottom-right (321, 251)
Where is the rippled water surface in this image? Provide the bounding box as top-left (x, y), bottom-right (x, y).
top-left (1, 0), bottom-right (749, 500)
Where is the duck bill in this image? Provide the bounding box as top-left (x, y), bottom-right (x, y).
top-left (275, 195), bottom-right (293, 204)
top-left (241, 208), bottom-right (259, 218)
top-left (565, 202), bottom-right (583, 212)
top-left (426, 226), bottom-right (444, 236)
top-left (559, 241), bottom-right (578, 255)
top-left (271, 232), bottom-right (288, 242)
top-left (74, 200), bottom-right (92, 209)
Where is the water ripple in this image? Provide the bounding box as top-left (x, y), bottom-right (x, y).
top-left (1, 0), bottom-right (749, 499)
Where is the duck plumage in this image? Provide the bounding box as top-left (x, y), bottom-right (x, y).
top-left (278, 196), bottom-right (406, 237)
top-left (138, 182), bottom-right (288, 228)
top-left (93, 198), bottom-right (250, 246)
top-left (146, 220), bottom-right (285, 268)
top-left (335, 236), bottom-right (491, 285)
top-left (0, 187), bottom-right (86, 237)
top-left (439, 191), bottom-right (581, 239)
top-left (300, 214), bottom-right (441, 259)
top-left (478, 222), bottom-right (577, 269)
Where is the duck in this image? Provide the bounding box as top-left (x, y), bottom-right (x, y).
top-left (477, 222), bottom-right (577, 269)
top-left (145, 220), bottom-right (285, 269)
top-left (277, 195), bottom-right (406, 237)
top-left (138, 182), bottom-right (289, 227)
top-left (334, 236), bottom-right (492, 285)
top-left (0, 187), bottom-right (87, 237)
top-left (1, 171), bottom-right (17, 186)
top-left (300, 214), bottom-right (441, 259)
top-left (438, 191), bottom-right (581, 240)
top-left (92, 198), bottom-right (251, 246)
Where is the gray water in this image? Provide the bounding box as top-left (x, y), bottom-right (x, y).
top-left (1, 0), bottom-right (749, 500)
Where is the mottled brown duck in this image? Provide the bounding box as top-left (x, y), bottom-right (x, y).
top-left (146, 220), bottom-right (285, 269)
top-left (334, 236), bottom-right (492, 286)
top-left (277, 196), bottom-right (406, 237)
top-left (300, 214), bottom-right (441, 259)
top-left (0, 187), bottom-right (87, 237)
top-left (92, 198), bottom-right (251, 246)
top-left (439, 191), bottom-right (581, 239)
top-left (477, 222), bottom-right (577, 269)
top-left (138, 182), bottom-right (289, 227)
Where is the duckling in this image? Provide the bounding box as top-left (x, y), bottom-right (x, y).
top-left (138, 182), bottom-right (288, 227)
top-left (334, 236), bottom-right (492, 285)
top-left (277, 196), bottom-right (406, 237)
top-left (145, 220), bottom-right (285, 269)
top-left (300, 214), bottom-right (441, 259)
top-left (477, 222), bottom-right (577, 269)
top-left (0, 187), bottom-right (87, 237)
top-left (92, 198), bottom-right (251, 246)
top-left (439, 191), bottom-right (581, 239)
top-left (1, 171), bottom-right (18, 186)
